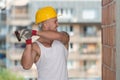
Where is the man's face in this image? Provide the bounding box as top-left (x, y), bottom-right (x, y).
top-left (42, 18), bottom-right (58, 31)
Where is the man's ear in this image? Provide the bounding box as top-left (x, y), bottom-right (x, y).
top-left (43, 23), bottom-right (46, 26)
top-left (43, 23), bottom-right (50, 30)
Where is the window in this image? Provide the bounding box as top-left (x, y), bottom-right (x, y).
top-left (1, 11), bottom-right (6, 21)
top-left (69, 42), bottom-right (74, 52)
top-left (70, 43), bottom-right (73, 49)
top-left (67, 60), bottom-right (74, 70)
top-left (83, 26), bottom-right (97, 36)
top-left (14, 60), bottom-right (21, 66)
top-left (11, 5), bottom-right (28, 19)
top-left (0, 0), bottom-right (6, 9)
top-left (29, 78), bottom-right (33, 80)
top-left (58, 25), bottom-right (74, 36)
top-left (14, 5), bottom-right (28, 14)
top-left (15, 43), bottom-right (26, 48)
top-left (56, 8), bottom-right (73, 19)
top-left (83, 60), bottom-right (87, 71)
top-left (16, 26), bottom-right (28, 30)
top-left (83, 60), bottom-right (96, 72)
top-left (0, 26), bottom-right (6, 35)
top-left (0, 54), bottom-right (6, 59)
top-left (82, 10), bottom-right (96, 20)
top-left (14, 60), bottom-right (18, 66)
top-left (0, 41), bottom-right (5, 49)
top-left (70, 25), bottom-right (73, 32)
top-left (80, 43), bottom-right (97, 54)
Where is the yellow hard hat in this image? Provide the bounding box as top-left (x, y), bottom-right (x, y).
top-left (35, 6), bottom-right (57, 24)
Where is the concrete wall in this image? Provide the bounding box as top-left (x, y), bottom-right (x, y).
top-left (116, 0), bottom-right (120, 80)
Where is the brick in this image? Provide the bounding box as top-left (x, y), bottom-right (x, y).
top-left (104, 27), bottom-right (107, 44)
top-left (109, 27), bottom-right (113, 46)
top-left (109, 4), bottom-right (112, 24)
top-left (102, 0), bottom-right (106, 6)
top-left (106, 27), bottom-right (109, 45)
top-left (102, 65), bottom-right (116, 80)
top-left (102, 65), bottom-right (107, 80)
top-left (106, 7), bottom-right (108, 25)
top-left (103, 7), bottom-right (107, 25)
top-left (107, 27), bottom-right (110, 45)
top-left (102, 27), bottom-right (104, 44)
top-left (111, 3), bottom-right (114, 24)
top-left (102, 0), bottom-right (109, 6)
top-left (113, 1), bottom-right (116, 23)
top-left (102, 26), bottom-right (116, 46)
top-left (102, 66), bottom-right (115, 80)
top-left (102, 8), bottom-right (105, 25)
top-left (108, 5), bottom-right (111, 25)
top-left (109, 69), bottom-right (116, 80)
top-left (102, 46), bottom-right (112, 67)
top-left (106, 67), bottom-right (109, 80)
top-left (112, 26), bottom-right (116, 46)
top-left (112, 48), bottom-right (116, 71)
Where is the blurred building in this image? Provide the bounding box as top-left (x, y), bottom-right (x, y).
top-left (0, 5), bottom-right (7, 67)
top-left (6, 0), bottom-right (101, 80)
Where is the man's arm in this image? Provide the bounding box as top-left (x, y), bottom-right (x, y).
top-left (14, 29), bottom-right (40, 69)
top-left (21, 43), bottom-right (39, 70)
top-left (36, 31), bottom-right (70, 48)
top-left (60, 31), bottom-right (70, 49)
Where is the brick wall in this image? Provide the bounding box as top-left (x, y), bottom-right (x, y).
top-left (102, 0), bottom-right (116, 80)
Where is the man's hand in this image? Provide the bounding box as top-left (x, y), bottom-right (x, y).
top-left (20, 29), bottom-right (32, 40)
top-left (15, 29), bottom-right (37, 45)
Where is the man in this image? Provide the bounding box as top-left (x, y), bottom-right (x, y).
top-left (15, 6), bottom-right (69, 80)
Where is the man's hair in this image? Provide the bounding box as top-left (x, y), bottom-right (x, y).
top-left (38, 23), bottom-right (43, 30)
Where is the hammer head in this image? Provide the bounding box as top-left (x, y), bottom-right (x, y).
top-left (14, 30), bottom-right (21, 41)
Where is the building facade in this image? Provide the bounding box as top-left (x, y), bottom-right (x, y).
top-left (0, 8), bottom-right (6, 68)
top-left (6, 0), bottom-right (101, 80)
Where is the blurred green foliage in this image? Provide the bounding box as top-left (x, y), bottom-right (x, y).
top-left (0, 67), bottom-right (24, 80)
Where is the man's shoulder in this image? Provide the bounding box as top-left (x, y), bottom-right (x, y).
top-left (32, 40), bottom-right (41, 49)
top-left (60, 31), bottom-right (69, 36)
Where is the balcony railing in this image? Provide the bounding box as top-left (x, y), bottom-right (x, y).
top-left (68, 51), bottom-right (101, 60)
top-left (68, 67), bottom-right (100, 78)
top-left (10, 14), bottom-right (29, 19)
top-left (7, 48), bottom-right (24, 60)
top-left (70, 35), bottom-right (101, 43)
